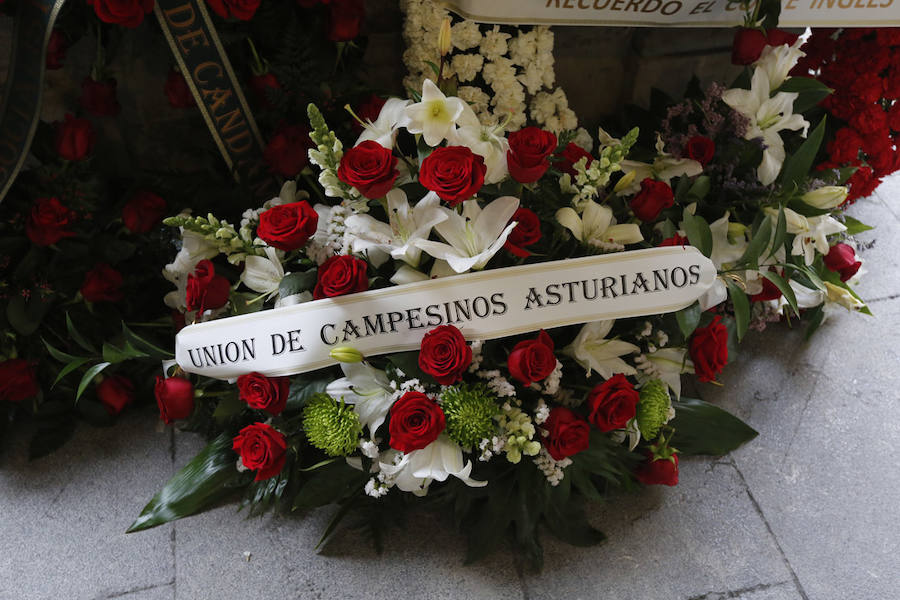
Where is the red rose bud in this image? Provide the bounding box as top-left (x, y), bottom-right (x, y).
top-left (164, 69), bottom-right (195, 108)
top-left (0, 359), bottom-right (40, 403)
top-left (689, 315), bottom-right (728, 383)
top-left (264, 125), bottom-right (312, 178)
top-left (419, 146), bottom-right (486, 206)
top-left (81, 263), bottom-right (125, 303)
top-left (658, 233), bottom-right (689, 247)
top-left (26, 197), bottom-right (76, 246)
top-left (587, 373), bottom-right (639, 432)
top-left (556, 142), bottom-right (593, 177)
top-left (352, 95), bottom-right (387, 134)
top-left (154, 375), bottom-right (194, 424)
top-left (684, 136), bottom-right (715, 166)
top-left (96, 375), bottom-right (134, 415)
top-left (635, 451), bottom-right (679, 486)
top-left (507, 330), bottom-right (556, 386)
top-left (46, 30), bottom-right (68, 70)
top-left (54, 114), bottom-right (95, 162)
top-left (88, 0), bottom-right (154, 28)
top-left (257, 201), bottom-right (319, 251)
top-left (766, 28), bottom-right (800, 47)
top-left (327, 0), bottom-right (365, 41)
top-left (249, 72), bottom-right (282, 108)
top-left (543, 406), bottom-right (590, 461)
top-left (418, 325), bottom-right (472, 385)
top-left (233, 422), bottom-right (288, 481)
top-left (504, 207), bottom-right (541, 257)
top-left (206, 0), bottom-right (260, 20)
top-left (749, 272), bottom-right (783, 302)
top-left (507, 127), bottom-right (558, 183)
top-left (122, 190), bottom-right (166, 234)
top-left (313, 254), bottom-right (369, 299)
top-left (630, 178), bottom-right (674, 222)
top-left (185, 260), bottom-right (231, 312)
top-left (80, 77), bottom-right (121, 117)
top-left (237, 372), bottom-right (290, 415)
top-left (824, 243), bottom-right (862, 282)
top-left (388, 391), bottom-right (446, 453)
top-left (731, 27), bottom-right (767, 65)
top-left (337, 140), bottom-right (399, 199)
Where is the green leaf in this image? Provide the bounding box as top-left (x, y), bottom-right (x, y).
top-left (6, 294), bottom-right (52, 336)
top-left (75, 362), bottom-right (111, 401)
top-left (670, 397), bottom-right (758, 455)
top-left (738, 216), bottom-right (772, 269)
top-left (768, 208), bottom-right (787, 261)
top-left (52, 357), bottom-right (91, 389)
top-left (842, 216), bottom-right (873, 236)
top-left (102, 341), bottom-right (149, 364)
top-left (777, 77), bottom-right (832, 114)
top-left (67, 313), bottom-right (97, 354)
top-left (675, 302), bottom-right (702, 339)
top-left (686, 176), bottom-right (710, 202)
top-left (279, 269), bottom-right (317, 298)
top-left (544, 501), bottom-right (606, 548)
top-left (762, 270), bottom-right (799, 317)
top-left (803, 304), bottom-right (825, 340)
top-left (292, 461), bottom-right (367, 511)
top-left (681, 208), bottom-right (712, 257)
top-left (212, 395), bottom-right (244, 424)
top-left (122, 323), bottom-right (174, 359)
top-left (388, 351), bottom-right (429, 382)
top-left (43, 338), bottom-right (88, 363)
top-left (725, 280), bottom-right (750, 342)
top-left (779, 117), bottom-right (826, 190)
top-left (127, 434), bottom-right (245, 532)
top-left (285, 377), bottom-right (331, 413)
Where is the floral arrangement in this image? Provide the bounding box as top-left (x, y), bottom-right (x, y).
top-left (128, 21), bottom-right (873, 566)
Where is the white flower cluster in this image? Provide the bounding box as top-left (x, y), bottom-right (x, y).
top-left (476, 369), bottom-right (515, 398)
top-left (533, 447), bottom-right (572, 486)
top-left (542, 360), bottom-right (563, 396)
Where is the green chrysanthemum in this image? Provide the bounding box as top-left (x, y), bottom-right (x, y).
top-left (636, 379), bottom-right (670, 440)
top-left (440, 384), bottom-right (499, 448)
top-left (302, 393), bottom-right (362, 457)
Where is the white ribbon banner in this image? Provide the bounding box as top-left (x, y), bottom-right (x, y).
top-left (441, 0), bottom-right (900, 27)
top-left (175, 246), bottom-right (716, 380)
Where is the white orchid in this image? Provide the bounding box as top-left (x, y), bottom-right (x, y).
top-left (564, 319), bottom-right (639, 379)
top-left (415, 196), bottom-right (519, 273)
top-left (354, 98), bottom-right (411, 149)
top-left (722, 68), bottom-right (809, 186)
top-left (617, 135), bottom-right (703, 196)
top-left (378, 435), bottom-right (486, 496)
top-left (326, 362), bottom-right (394, 438)
top-left (766, 207), bottom-right (846, 265)
top-left (344, 189), bottom-right (447, 267)
top-left (556, 200), bottom-right (643, 252)
top-left (405, 79), bottom-right (466, 147)
top-left (447, 103), bottom-right (510, 184)
top-left (240, 246), bottom-right (284, 300)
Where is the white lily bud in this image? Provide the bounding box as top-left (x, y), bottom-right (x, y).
top-left (438, 17), bottom-right (452, 57)
top-left (801, 186), bottom-right (848, 210)
top-left (824, 282), bottom-right (864, 311)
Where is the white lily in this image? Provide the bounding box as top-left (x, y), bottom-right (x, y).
top-left (415, 196), bottom-right (519, 273)
top-left (556, 200), bottom-right (643, 252)
top-left (446, 103), bottom-right (510, 184)
top-left (390, 264), bottom-right (430, 285)
top-left (637, 347), bottom-right (693, 399)
top-left (240, 247), bottom-right (284, 299)
top-left (722, 68), bottom-right (809, 186)
top-left (800, 186), bottom-right (848, 210)
top-left (754, 33), bottom-right (808, 90)
top-left (695, 212), bottom-right (750, 310)
top-left (618, 135), bottom-right (703, 196)
top-left (405, 79), bottom-right (466, 147)
top-left (344, 190), bottom-right (447, 267)
top-left (354, 98), bottom-right (411, 149)
top-left (379, 435), bottom-right (486, 496)
top-left (326, 362), bottom-right (394, 437)
top-left (766, 207), bottom-right (845, 265)
top-left (564, 319), bottom-right (639, 379)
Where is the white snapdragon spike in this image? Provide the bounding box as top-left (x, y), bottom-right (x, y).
top-left (636, 347), bottom-right (693, 399)
top-left (162, 230), bottom-right (220, 311)
top-left (564, 320), bottom-right (639, 379)
top-left (344, 189), bottom-right (447, 267)
top-left (355, 98), bottom-right (412, 149)
top-left (415, 196), bottom-right (520, 273)
top-left (447, 103), bottom-right (510, 184)
top-left (327, 362), bottom-right (394, 437)
top-left (695, 212), bottom-right (750, 310)
top-left (722, 68), bottom-right (809, 186)
top-left (766, 207), bottom-right (846, 265)
top-left (754, 32), bottom-right (808, 90)
top-left (405, 79), bottom-right (466, 147)
top-left (240, 247), bottom-right (284, 300)
top-left (556, 201), bottom-right (643, 252)
top-left (617, 135), bottom-right (703, 196)
top-left (378, 435), bottom-right (486, 496)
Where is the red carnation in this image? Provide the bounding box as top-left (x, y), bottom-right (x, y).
top-left (0, 359), bottom-right (40, 403)
top-left (264, 125), bottom-right (312, 178)
top-left (504, 207), bottom-right (541, 257)
top-left (257, 201), bottom-right (318, 251)
top-left (122, 191), bottom-right (166, 234)
top-left (237, 372), bottom-right (290, 415)
top-left (684, 136), bottom-right (715, 165)
top-left (96, 375), bottom-right (134, 415)
top-left (556, 142), bottom-right (593, 177)
top-left (88, 0), bottom-right (154, 28)
top-left (313, 254), bottom-right (369, 299)
top-left (388, 391), bottom-right (446, 453)
top-left (233, 422), bottom-right (288, 481)
top-left (630, 178), bottom-right (674, 222)
top-left (689, 315), bottom-right (728, 383)
top-left (164, 69), bottom-right (195, 108)
top-left (419, 146), bottom-right (486, 206)
top-left (824, 243), bottom-right (862, 282)
top-left (418, 325), bottom-right (472, 385)
top-left (507, 127), bottom-right (557, 183)
top-left (55, 114), bottom-right (95, 162)
top-left (185, 260), bottom-right (231, 312)
top-left (81, 263), bottom-right (125, 303)
top-left (587, 374), bottom-right (639, 432)
top-left (543, 406), bottom-right (590, 461)
top-left (154, 375), bottom-right (194, 424)
top-left (337, 140), bottom-right (399, 199)
top-left (507, 330), bottom-right (556, 386)
top-left (26, 197), bottom-right (76, 246)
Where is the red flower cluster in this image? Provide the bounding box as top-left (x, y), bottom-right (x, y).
top-left (122, 191), bottom-right (166, 234)
top-left (88, 0), bottom-right (154, 28)
top-left (337, 140), bottom-right (399, 199)
top-left (419, 146), bottom-right (486, 205)
top-left (689, 315), bottom-right (729, 383)
top-left (504, 207), bottom-right (541, 257)
top-left (313, 255), bottom-right (369, 299)
top-left (389, 391), bottom-right (446, 453)
top-left (418, 325), bottom-right (472, 385)
top-left (507, 330), bottom-right (556, 386)
top-left (26, 197), bottom-right (76, 246)
top-left (233, 422), bottom-right (288, 481)
top-left (507, 127), bottom-right (557, 183)
top-left (207, 0), bottom-right (260, 20)
top-left (186, 260), bottom-right (231, 313)
top-left (237, 372), bottom-right (290, 415)
top-left (155, 375), bottom-right (194, 424)
top-left (257, 201), bottom-right (318, 251)
top-left (81, 263), bottom-right (124, 303)
top-left (0, 359), bottom-right (40, 403)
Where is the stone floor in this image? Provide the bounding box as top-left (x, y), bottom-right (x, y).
top-left (2, 180), bottom-right (898, 600)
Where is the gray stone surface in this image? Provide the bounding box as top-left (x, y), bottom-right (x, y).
top-left (845, 193), bottom-right (900, 303)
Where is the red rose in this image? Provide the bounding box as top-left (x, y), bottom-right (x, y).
top-left (543, 406), bottom-right (590, 461)
top-left (96, 375), bottom-right (134, 415)
top-left (313, 255), bottom-right (369, 299)
top-left (55, 114), bottom-right (95, 161)
top-left (824, 243), bottom-right (862, 282)
top-left (237, 372), bottom-right (289, 415)
top-left (337, 140), bottom-right (399, 199)
top-left (684, 136), bottom-right (715, 165)
top-left (233, 422), bottom-right (288, 481)
top-left (658, 233), bottom-right (689, 247)
top-left (206, 0), bottom-right (260, 20)
top-left (88, 0), bottom-right (154, 27)
top-left (257, 201), bottom-right (318, 251)
top-left (731, 27), bottom-right (767, 65)
top-left (0, 359), bottom-right (40, 403)
top-left (388, 391), bottom-right (446, 453)
top-left (418, 325), bottom-right (472, 385)
top-left (248, 72), bottom-right (281, 108)
top-left (507, 330), bottom-right (556, 386)
top-left (122, 191), bottom-right (166, 234)
top-left (749, 271), bottom-right (783, 302)
top-left (507, 127), bottom-right (558, 183)
top-left (419, 146), bottom-right (486, 205)
top-left (164, 69), bottom-right (195, 108)
top-left (352, 95), bottom-right (386, 134)
top-left (587, 374), bottom-right (639, 432)
top-left (264, 125), bottom-right (312, 178)
top-left (635, 451), bottom-right (679, 486)
top-left (327, 0), bottom-right (365, 41)
top-left (46, 30), bottom-right (68, 70)
top-left (154, 375), bottom-right (194, 424)
top-left (504, 207), bottom-right (541, 257)
top-left (630, 178), bottom-right (674, 222)
top-left (26, 197), bottom-right (76, 246)
top-left (556, 142), bottom-right (593, 177)
top-left (186, 260), bottom-right (231, 312)
top-left (766, 28), bottom-right (800, 47)
top-left (689, 315), bottom-right (728, 383)
top-left (81, 263), bottom-right (124, 303)
top-left (80, 77), bottom-right (121, 117)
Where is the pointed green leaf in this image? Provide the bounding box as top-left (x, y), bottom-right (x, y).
top-left (43, 338), bottom-right (88, 363)
top-left (76, 362), bottom-right (111, 401)
top-left (803, 304), bottom-right (825, 340)
top-left (842, 216), bottom-right (873, 236)
top-left (725, 279), bottom-right (750, 342)
top-left (675, 301), bottom-right (703, 339)
top-left (686, 175), bottom-right (710, 202)
top-left (52, 357), bottom-right (91, 389)
top-left (102, 341), bottom-right (149, 364)
top-left (779, 117), bottom-right (826, 190)
top-left (122, 323), bottom-right (174, 359)
top-left (66, 313), bottom-right (97, 353)
top-left (777, 77), bottom-right (832, 114)
top-left (671, 397), bottom-right (758, 455)
top-left (768, 208), bottom-right (787, 261)
top-left (681, 208), bottom-right (712, 257)
top-left (762, 270), bottom-right (799, 317)
top-left (738, 216), bottom-right (772, 268)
